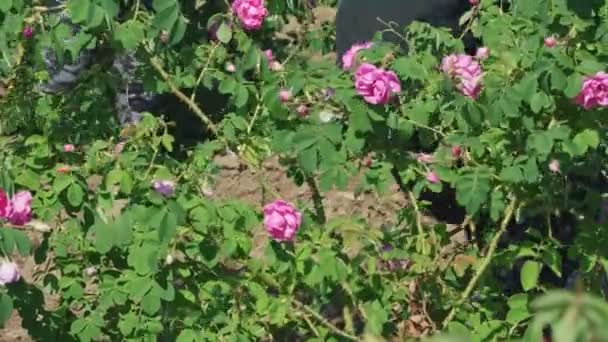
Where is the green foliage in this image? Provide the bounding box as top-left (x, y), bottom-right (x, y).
top-left (0, 0), bottom-right (607, 341)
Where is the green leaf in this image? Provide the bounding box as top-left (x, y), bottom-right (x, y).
top-left (0, 0), bottom-right (12, 12)
top-left (15, 169), bottom-right (40, 191)
top-left (115, 20), bottom-right (145, 50)
top-left (0, 294), bottom-right (13, 327)
top-left (455, 170), bottom-right (491, 215)
top-left (216, 21), bottom-right (232, 43)
top-left (11, 230), bottom-right (31, 256)
top-left (158, 210), bottom-right (178, 245)
top-left (152, 4), bottom-right (179, 31)
top-left (67, 183), bottom-right (85, 207)
top-left (564, 74), bottom-right (583, 98)
top-left (68, 0), bottom-right (92, 23)
top-left (521, 260), bottom-right (541, 291)
top-left (176, 329), bottom-right (197, 342)
top-left (298, 146), bottom-right (318, 174)
top-left (542, 248), bottom-right (562, 278)
top-left (141, 289), bottom-right (162, 315)
top-left (572, 129), bottom-right (599, 155)
top-left (218, 77), bottom-right (237, 95)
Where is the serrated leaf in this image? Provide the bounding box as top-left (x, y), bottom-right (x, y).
top-left (67, 183), bottom-right (85, 207)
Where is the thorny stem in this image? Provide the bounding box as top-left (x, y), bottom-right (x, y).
top-left (191, 42), bottom-right (221, 103)
top-left (306, 175), bottom-right (326, 224)
top-left (292, 299), bottom-right (360, 341)
top-left (147, 50), bottom-right (221, 137)
top-left (442, 197), bottom-right (518, 328)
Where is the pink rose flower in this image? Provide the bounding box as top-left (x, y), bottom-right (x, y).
top-left (63, 144), bottom-right (75, 152)
top-left (548, 159), bottom-right (561, 173)
top-left (475, 47), bottom-right (490, 60)
top-left (544, 36), bottom-right (557, 48)
top-left (279, 89), bottom-right (292, 103)
top-left (225, 62), bottom-right (236, 73)
top-left (342, 42), bottom-right (373, 70)
top-left (263, 49), bottom-right (274, 63)
top-left (469, 0), bottom-right (479, 5)
top-left (575, 71), bottom-right (608, 110)
top-left (8, 191), bottom-right (32, 226)
top-left (152, 180), bottom-right (175, 197)
top-left (417, 153), bottom-right (434, 164)
top-left (297, 104), bottom-right (309, 117)
top-left (263, 200), bottom-right (302, 242)
top-left (441, 54), bottom-right (483, 99)
top-left (0, 261), bottom-right (20, 285)
top-left (452, 145), bottom-right (462, 158)
top-left (232, 0), bottom-right (268, 31)
top-left (354, 63), bottom-right (401, 105)
top-left (426, 171), bottom-right (440, 184)
top-left (0, 189), bottom-right (9, 219)
top-left (22, 26), bottom-right (34, 39)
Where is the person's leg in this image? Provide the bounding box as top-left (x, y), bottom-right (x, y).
top-left (111, 52), bottom-right (159, 125)
top-left (335, 0), bottom-right (476, 66)
top-left (39, 0), bottom-right (93, 94)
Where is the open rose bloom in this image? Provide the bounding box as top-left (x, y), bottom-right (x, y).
top-left (0, 261), bottom-right (20, 285)
top-left (355, 63), bottom-right (401, 105)
top-left (575, 71), bottom-right (608, 110)
top-left (232, 0), bottom-right (268, 31)
top-left (0, 189), bottom-right (33, 226)
top-left (263, 200), bottom-right (302, 242)
top-left (342, 42), bottom-right (373, 70)
top-left (441, 54), bottom-right (484, 99)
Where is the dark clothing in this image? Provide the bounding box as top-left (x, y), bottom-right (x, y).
top-left (41, 0), bottom-right (157, 125)
top-left (335, 0), bottom-right (476, 65)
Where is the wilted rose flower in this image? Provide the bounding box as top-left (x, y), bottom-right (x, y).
top-left (269, 61), bottom-right (283, 71)
top-left (318, 110), bottom-right (336, 123)
top-left (0, 261), bottom-right (20, 285)
top-left (0, 189), bottom-right (9, 219)
top-left (57, 165), bottom-right (71, 173)
top-left (114, 141), bottom-right (126, 154)
top-left (63, 144), bottom-right (75, 152)
top-left (322, 87), bottom-right (335, 100)
top-left (152, 180), bottom-right (175, 197)
top-left (549, 159), bottom-right (561, 173)
top-left (342, 42), bottom-right (373, 70)
top-left (232, 0), bottom-right (268, 31)
top-left (354, 63), bottom-right (401, 105)
top-left (279, 89), bottom-right (292, 103)
top-left (263, 200), bottom-right (302, 242)
top-left (8, 191), bottom-right (32, 226)
top-left (426, 171), bottom-right (440, 184)
top-left (297, 104), bottom-right (309, 117)
top-left (575, 71), bottom-right (608, 110)
top-left (85, 267), bottom-right (97, 277)
top-left (416, 153), bottom-right (434, 164)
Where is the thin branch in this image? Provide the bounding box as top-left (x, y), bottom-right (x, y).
top-left (146, 50), bottom-right (220, 136)
top-left (292, 299), bottom-right (360, 341)
top-left (442, 197), bottom-right (518, 328)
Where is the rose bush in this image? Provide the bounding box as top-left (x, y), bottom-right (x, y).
top-left (0, 0), bottom-right (607, 341)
